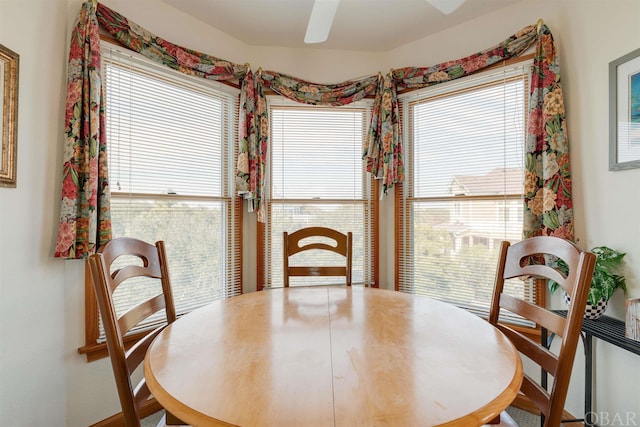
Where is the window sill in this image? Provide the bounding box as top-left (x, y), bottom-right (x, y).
top-left (505, 322), bottom-right (542, 342)
top-left (78, 330), bottom-right (150, 362)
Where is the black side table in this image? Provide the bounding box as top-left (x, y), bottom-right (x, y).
top-left (545, 311), bottom-right (640, 427)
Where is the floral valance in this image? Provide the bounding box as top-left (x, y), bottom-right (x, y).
top-left (55, 0), bottom-right (572, 259)
top-left (391, 24), bottom-right (537, 88)
top-left (259, 70), bottom-right (378, 106)
top-left (96, 3), bottom-right (249, 81)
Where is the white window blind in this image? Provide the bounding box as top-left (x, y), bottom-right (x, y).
top-left (101, 44), bottom-right (241, 337)
top-left (397, 61), bottom-right (537, 323)
top-left (263, 100), bottom-right (375, 288)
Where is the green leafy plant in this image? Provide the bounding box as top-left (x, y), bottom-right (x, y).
top-left (548, 246), bottom-right (627, 306)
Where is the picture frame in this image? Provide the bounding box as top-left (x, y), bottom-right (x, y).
top-left (609, 48), bottom-right (640, 171)
top-left (0, 43), bottom-right (19, 187)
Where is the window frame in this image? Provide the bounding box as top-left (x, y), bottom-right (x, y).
top-left (79, 38), bottom-right (242, 361)
top-left (395, 55), bottom-right (545, 329)
top-left (257, 98), bottom-right (379, 290)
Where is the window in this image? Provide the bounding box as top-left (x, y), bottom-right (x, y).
top-left (259, 100), bottom-right (377, 288)
top-left (80, 42), bottom-right (242, 359)
top-left (397, 60), bottom-right (539, 323)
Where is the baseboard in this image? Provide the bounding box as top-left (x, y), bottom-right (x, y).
top-left (511, 394), bottom-right (584, 427)
top-left (88, 398), bottom-right (163, 427)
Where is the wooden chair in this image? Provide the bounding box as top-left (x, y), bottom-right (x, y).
top-left (488, 236), bottom-right (596, 427)
top-left (88, 237), bottom-right (177, 427)
top-left (283, 227), bottom-right (353, 287)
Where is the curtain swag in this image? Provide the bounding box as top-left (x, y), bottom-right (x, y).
top-left (95, 3), bottom-right (249, 81)
top-left (259, 70), bottom-right (378, 106)
top-left (55, 2), bottom-right (110, 259)
top-left (55, 1), bottom-right (572, 259)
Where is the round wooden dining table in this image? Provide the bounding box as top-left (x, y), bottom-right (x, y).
top-left (145, 286), bottom-right (523, 427)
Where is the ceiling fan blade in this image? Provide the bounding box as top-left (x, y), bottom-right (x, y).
top-left (426, 0), bottom-right (466, 14)
top-left (304, 0), bottom-right (340, 44)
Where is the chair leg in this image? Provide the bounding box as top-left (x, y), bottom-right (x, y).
top-left (482, 411), bottom-right (519, 427)
top-left (165, 411), bottom-right (186, 426)
top-left (486, 414), bottom-right (502, 424)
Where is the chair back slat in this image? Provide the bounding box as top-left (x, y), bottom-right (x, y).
top-left (520, 375), bottom-right (552, 417)
top-left (118, 294), bottom-right (168, 335)
top-left (125, 325), bottom-right (164, 375)
top-left (111, 264), bottom-right (162, 289)
top-left (499, 294), bottom-right (566, 337)
top-left (288, 266), bottom-right (348, 277)
top-left (132, 381), bottom-right (152, 416)
top-left (497, 324), bottom-right (559, 376)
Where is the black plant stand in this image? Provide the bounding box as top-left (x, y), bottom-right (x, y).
top-left (543, 311), bottom-right (640, 427)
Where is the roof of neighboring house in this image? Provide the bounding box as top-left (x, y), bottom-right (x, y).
top-left (449, 167), bottom-right (524, 196)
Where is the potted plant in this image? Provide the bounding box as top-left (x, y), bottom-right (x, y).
top-left (549, 246), bottom-right (627, 319)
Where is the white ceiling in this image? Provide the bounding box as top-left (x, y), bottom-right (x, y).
top-left (159, 0), bottom-right (525, 52)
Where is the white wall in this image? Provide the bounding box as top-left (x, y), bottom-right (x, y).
top-left (0, 0), bottom-right (69, 425)
top-left (0, 0), bottom-right (637, 425)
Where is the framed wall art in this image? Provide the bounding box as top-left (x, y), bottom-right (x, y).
top-left (609, 48), bottom-right (640, 171)
top-left (1, 43), bottom-right (19, 187)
